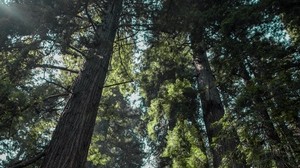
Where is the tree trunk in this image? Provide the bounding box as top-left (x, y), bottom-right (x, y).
top-left (190, 33), bottom-right (222, 167)
top-left (41, 1), bottom-right (123, 167)
top-left (239, 64), bottom-right (287, 167)
top-left (191, 30), bottom-right (244, 168)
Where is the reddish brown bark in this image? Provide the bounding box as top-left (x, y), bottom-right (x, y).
top-left (41, 1), bottom-right (123, 167)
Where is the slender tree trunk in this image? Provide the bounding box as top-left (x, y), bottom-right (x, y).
top-left (156, 108), bottom-right (177, 168)
top-left (239, 64), bottom-right (287, 167)
top-left (270, 90), bottom-right (300, 166)
top-left (191, 39), bottom-right (223, 168)
top-left (191, 30), bottom-right (245, 168)
top-left (41, 1), bottom-right (123, 167)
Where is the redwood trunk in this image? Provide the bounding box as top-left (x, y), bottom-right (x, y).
top-left (240, 65), bottom-right (286, 167)
top-left (191, 38), bottom-right (224, 168)
top-left (41, 1), bottom-right (123, 167)
top-left (191, 30), bottom-right (244, 168)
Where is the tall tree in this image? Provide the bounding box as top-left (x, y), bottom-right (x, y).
top-left (138, 34), bottom-right (207, 167)
top-left (41, 0), bottom-right (124, 167)
top-left (1, 0), bottom-right (299, 167)
top-left (211, 0), bottom-right (300, 166)
top-left (0, 1), bottom-right (68, 167)
top-left (1, 0), bottom-right (147, 167)
top-left (152, 1), bottom-right (246, 167)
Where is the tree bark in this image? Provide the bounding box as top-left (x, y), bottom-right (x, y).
top-left (239, 64), bottom-right (287, 168)
top-left (191, 31), bottom-right (223, 167)
top-left (191, 30), bottom-right (244, 168)
top-left (41, 1), bottom-right (123, 167)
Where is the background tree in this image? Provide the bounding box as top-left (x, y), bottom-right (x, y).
top-left (0, 0), bottom-right (299, 167)
top-left (149, 0), bottom-right (247, 167)
top-left (211, 0), bottom-right (300, 167)
top-left (138, 34), bottom-right (207, 167)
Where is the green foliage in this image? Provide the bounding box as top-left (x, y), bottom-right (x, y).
top-left (209, 1), bottom-right (300, 166)
top-left (138, 33), bottom-right (206, 166)
top-left (162, 120), bottom-right (207, 168)
top-left (88, 134), bottom-right (111, 166)
top-left (1, 0), bottom-right (300, 167)
top-left (87, 86), bottom-right (145, 168)
top-left (86, 35), bottom-right (145, 168)
top-left (278, 0), bottom-right (300, 45)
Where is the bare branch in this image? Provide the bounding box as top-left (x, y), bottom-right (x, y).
top-left (43, 93), bottom-right (70, 101)
top-left (116, 32), bottom-right (135, 82)
top-left (20, 93), bottom-right (69, 113)
top-left (103, 80), bottom-right (133, 88)
top-left (43, 78), bottom-right (71, 93)
top-left (84, 0), bottom-right (98, 34)
top-left (69, 45), bottom-right (88, 58)
top-left (35, 64), bottom-right (79, 73)
top-left (8, 152), bottom-right (45, 168)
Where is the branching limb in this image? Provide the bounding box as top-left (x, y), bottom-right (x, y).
top-left (69, 45), bottom-right (87, 58)
top-left (8, 152), bottom-right (45, 168)
top-left (35, 64), bottom-right (79, 73)
top-left (43, 78), bottom-right (71, 93)
top-left (43, 93), bottom-right (70, 101)
top-left (84, 0), bottom-right (98, 34)
top-left (103, 80), bottom-right (133, 88)
top-left (116, 32), bottom-right (135, 82)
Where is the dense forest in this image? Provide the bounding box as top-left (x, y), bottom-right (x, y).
top-left (0, 0), bottom-right (299, 167)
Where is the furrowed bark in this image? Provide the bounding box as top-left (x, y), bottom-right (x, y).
top-left (41, 0), bottom-right (123, 167)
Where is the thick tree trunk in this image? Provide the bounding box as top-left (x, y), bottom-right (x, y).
top-left (191, 30), bottom-right (244, 168)
top-left (41, 1), bottom-right (123, 167)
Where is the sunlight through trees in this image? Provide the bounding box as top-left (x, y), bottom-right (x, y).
top-left (0, 0), bottom-right (299, 167)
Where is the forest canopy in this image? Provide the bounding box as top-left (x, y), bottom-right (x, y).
top-left (0, 0), bottom-right (299, 167)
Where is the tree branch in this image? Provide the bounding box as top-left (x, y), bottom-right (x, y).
top-left (43, 78), bottom-right (71, 93)
top-left (84, 0), bottom-right (98, 34)
top-left (43, 93), bottom-right (70, 101)
top-left (103, 80), bottom-right (133, 88)
top-left (8, 152), bottom-right (45, 168)
top-left (35, 64), bottom-right (79, 73)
